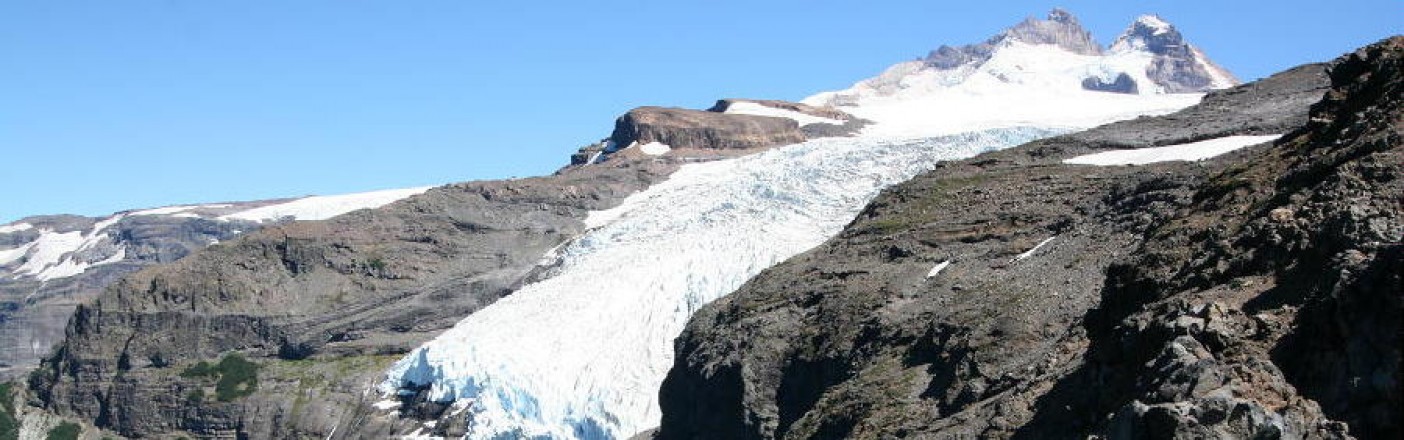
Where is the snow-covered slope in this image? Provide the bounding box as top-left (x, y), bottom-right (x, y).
top-left (802, 10), bottom-right (1235, 140)
top-left (0, 186), bottom-right (431, 282)
top-left (1064, 134), bottom-right (1281, 166)
top-left (381, 128), bottom-right (1059, 439)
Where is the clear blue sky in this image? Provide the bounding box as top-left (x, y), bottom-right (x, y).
top-left (2, 1), bottom-right (1399, 223)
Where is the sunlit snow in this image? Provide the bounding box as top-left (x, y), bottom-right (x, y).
top-left (0, 223), bottom-right (33, 234)
top-left (219, 186), bottom-right (434, 222)
top-left (1063, 135), bottom-right (1280, 166)
top-left (803, 41), bottom-right (1206, 140)
top-left (722, 101), bottom-right (848, 126)
top-left (381, 128), bottom-right (1060, 439)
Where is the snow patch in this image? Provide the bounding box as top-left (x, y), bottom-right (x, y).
top-left (1063, 135), bottom-right (1280, 166)
top-left (14, 230), bottom-right (85, 277)
top-left (722, 101), bottom-right (847, 126)
top-left (637, 141), bottom-right (672, 156)
top-left (1011, 237), bottom-right (1056, 263)
top-left (925, 260), bottom-right (952, 278)
top-left (220, 186), bottom-right (434, 222)
top-left (381, 127), bottom-right (1059, 440)
top-left (372, 399), bottom-right (402, 411)
top-left (0, 242), bottom-right (36, 266)
top-left (0, 223), bottom-right (33, 234)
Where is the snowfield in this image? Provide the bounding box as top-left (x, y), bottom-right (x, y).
top-left (803, 41), bottom-right (1208, 140)
top-left (218, 186), bottom-right (434, 222)
top-left (380, 128), bottom-right (1061, 439)
top-left (1, 186), bottom-right (434, 282)
top-left (1063, 135), bottom-right (1281, 166)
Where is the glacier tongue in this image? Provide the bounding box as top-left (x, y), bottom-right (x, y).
top-left (380, 128), bottom-right (1060, 439)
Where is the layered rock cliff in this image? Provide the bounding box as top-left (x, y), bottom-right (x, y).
top-left (656, 38), bottom-right (1398, 439)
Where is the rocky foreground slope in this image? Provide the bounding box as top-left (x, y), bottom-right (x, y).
top-left (656, 38), bottom-right (1399, 439)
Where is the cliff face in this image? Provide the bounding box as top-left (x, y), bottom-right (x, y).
top-left (609, 106), bottom-right (806, 151)
top-left (0, 207), bottom-right (273, 381)
top-left (656, 39), bottom-right (1399, 439)
top-left (26, 159), bottom-right (679, 439)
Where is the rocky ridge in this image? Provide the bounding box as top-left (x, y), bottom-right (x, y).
top-left (654, 38), bottom-right (1398, 439)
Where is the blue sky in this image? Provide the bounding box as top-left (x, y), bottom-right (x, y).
top-left (2, 1), bottom-right (1399, 223)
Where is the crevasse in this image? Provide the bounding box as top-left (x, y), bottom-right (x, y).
top-left (380, 127), bottom-right (1061, 439)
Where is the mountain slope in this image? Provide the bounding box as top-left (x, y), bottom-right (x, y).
top-left (655, 38), bottom-right (1397, 439)
top-left (0, 188), bottom-right (428, 380)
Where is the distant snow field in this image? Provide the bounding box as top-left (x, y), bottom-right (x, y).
top-left (1, 185), bottom-right (435, 282)
top-left (1063, 134), bottom-right (1281, 166)
top-left (218, 186), bottom-right (434, 222)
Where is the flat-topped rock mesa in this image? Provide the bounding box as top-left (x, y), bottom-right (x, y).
top-left (611, 106), bottom-right (805, 151)
top-left (571, 99), bottom-right (865, 165)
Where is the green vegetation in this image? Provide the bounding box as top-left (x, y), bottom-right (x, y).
top-left (0, 383), bottom-right (17, 440)
top-left (214, 354), bottom-right (259, 401)
top-left (179, 353), bottom-right (261, 402)
top-left (367, 257), bottom-right (387, 271)
top-left (45, 422), bottom-right (80, 440)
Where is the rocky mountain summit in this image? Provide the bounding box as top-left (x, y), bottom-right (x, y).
top-left (1110, 15), bottom-right (1239, 93)
top-left (654, 37), bottom-right (1399, 439)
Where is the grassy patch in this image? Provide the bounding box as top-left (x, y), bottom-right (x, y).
top-left (45, 422), bottom-right (80, 440)
top-left (180, 353), bottom-right (261, 402)
top-left (0, 382), bottom-right (17, 440)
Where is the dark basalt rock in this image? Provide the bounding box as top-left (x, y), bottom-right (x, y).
top-left (1082, 72), bottom-right (1140, 94)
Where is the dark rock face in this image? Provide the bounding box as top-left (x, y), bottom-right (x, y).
top-left (0, 209), bottom-right (272, 381)
top-left (609, 106), bottom-right (806, 151)
top-left (653, 39), bottom-right (1400, 439)
top-left (1082, 72), bottom-right (1139, 94)
top-left (1112, 16), bottom-right (1240, 93)
top-left (27, 159), bottom-right (681, 438)
top-left (926, 9), bottom-right (1100, 70)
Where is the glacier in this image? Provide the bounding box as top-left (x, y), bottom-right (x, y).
top-left (379, 127), bottom-right (1062, 439)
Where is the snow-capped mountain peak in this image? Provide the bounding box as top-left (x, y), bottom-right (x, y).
top-left (1109, 14), bottom-right (1240, 92)
top-left (801, 9), bottom-right (1237, 140)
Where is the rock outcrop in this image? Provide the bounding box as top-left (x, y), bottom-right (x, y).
top-left (655, 39), bottom-right (1399, 439)
top-left (0, 206), bottom-right (275, 381)
top-left (1110, 15), bottom-right (1240, 93)
top-left (926, 8), bottom-right (1101, 70)
top-left (609, 106), bottom-right (806, 151)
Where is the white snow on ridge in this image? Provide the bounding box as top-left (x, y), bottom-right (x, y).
top-left (13, 230), bottom-right (85, 277)
top-left (219, 186), bottom-right (435, 222)
top-left (1063, 135), bottom-right (1280, 166)
top-left (803, 42), bottom-right (1204, 140)
top-left (722, 101), bottom-right (848, 126)
top-left (0, 223), bottom-right (33, 234)
top-left (381, 127), bottom-right (1061, 440)
top-left (129, 203), bottom-right (233, 217)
